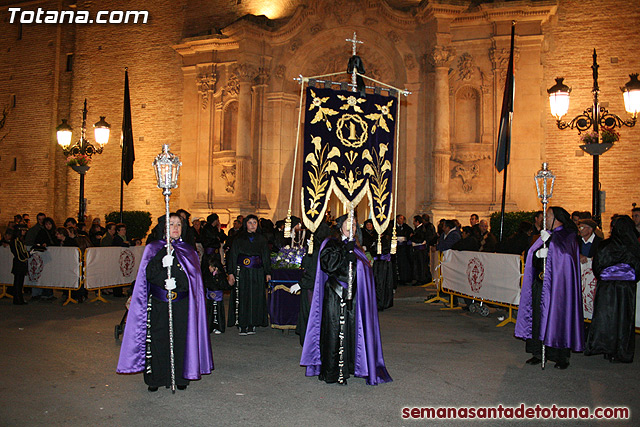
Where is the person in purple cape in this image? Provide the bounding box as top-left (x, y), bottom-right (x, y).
top-left (515, 206), bottom-right (583, 370)
top-left (300, 214), bottom-right (392, 385)
top-left (585, 215), bottom-right (640, 363)
top-left (117, 213), bottom-right (213, 391)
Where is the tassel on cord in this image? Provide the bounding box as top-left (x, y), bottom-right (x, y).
top-left (391, 225), bottom-right (397, 255)
top-left (377, 234), bottom-right (382, 255)
top-left (284, 210), bottom-right (292, 238)
top-left (308, 232), bottom-right (314, 255)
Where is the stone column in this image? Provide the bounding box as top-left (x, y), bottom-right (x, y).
top-left (234, 63), bottom-right (256, 205)
top-left (252, 68), bottom-right (269, 211)
top-left (195, 67), bottom-right (216, 208)
top-left (429, 45), bottom-right (455, 210)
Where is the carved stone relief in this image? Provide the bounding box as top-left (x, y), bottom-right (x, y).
top-left (197, 67), bottom-right (217, 110)
top-left (221, 165), bottom-right (236, 194)
top-left (307, 45), bottom-right (390, 83)
top-left (404, 54), bottom-right (416, 71)
top-left (275, 65), bottom-right (286, 79)
top-left (428, 45), bottom-right (455, 68)
top-left (226, 71), bottom-right (239, 96)
top-left (453, 163), bottom-right (480, 193)
top-left (457, 53), bottom-right (474, 82)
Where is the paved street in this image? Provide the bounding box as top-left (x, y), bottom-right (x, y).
top-left (0, 286), bottom-right (637, 426)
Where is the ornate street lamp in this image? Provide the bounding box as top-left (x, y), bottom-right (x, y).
top-left (534, 162), bottom-right (556, 370)
top-left (152, 143), bottom-right (182, 393)
top-left (547, 49), bottom-right (639, 225)
top-left (56, 99), bottom-right (111, 223)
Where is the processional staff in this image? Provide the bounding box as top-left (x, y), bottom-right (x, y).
top-left (534, 162), bottom-right (556, 370)
top-left (152, 144), bottom-right (182, 393)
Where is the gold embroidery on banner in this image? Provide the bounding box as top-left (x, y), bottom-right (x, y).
top-left (304, 136), bottom-right (340, 217)
top-left (345, 150), bottom-right (358, 164)
top-left (337, 166), bottom-right (364, 196)
top-left (337, 94), bottom-right (366, 113)
top-left (336, 114), bottom-right (368, 148)
top-left (308, 89), bottom-right (339, 131)
top-left (365, 99), bottom-right (394, 134)
top-left (363, 143), bottom-right (391, 221)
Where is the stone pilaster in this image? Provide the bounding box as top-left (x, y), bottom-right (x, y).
top-left (429, 45), bottom-right (455, 210)
top-left (234, 63), bottom-right (256, 204)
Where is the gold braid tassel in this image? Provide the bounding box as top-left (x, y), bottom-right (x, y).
top-left (390, 225), bottom-right (397, 255)
top-left (377, 234), bottom-right (382, 255)
top-left (308, 232), bottom-right (314, 255)
top-left (284, 209), bottom-right (292, 238)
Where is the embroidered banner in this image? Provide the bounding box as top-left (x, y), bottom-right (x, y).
top-left (301, 87), bottom-right (397, 235)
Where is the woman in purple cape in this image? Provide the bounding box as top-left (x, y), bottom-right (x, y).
top-left (515, 206), bottom-right (583, 370)
top-left (117, 213), bottom-right (213, 391)
top-left (300, 214), bottom-right (392, 385)
top-left (585, 215), bottom-right (640, 363)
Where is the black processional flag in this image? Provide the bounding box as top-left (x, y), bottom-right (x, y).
top-left (495, 23), bottom-right (515, 173)
top-left (121, 69), bottom-right (135, 185)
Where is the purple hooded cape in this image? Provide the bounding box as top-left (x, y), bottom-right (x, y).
top-left (117, 239), bottom-right (214, 379)
top-left (515, 226), bottom-right (584, 351)
top-left (300, 238), bottom-right (392, 385)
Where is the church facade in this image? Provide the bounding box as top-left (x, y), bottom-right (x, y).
top-left (1, 0), bottom-right (639, 228)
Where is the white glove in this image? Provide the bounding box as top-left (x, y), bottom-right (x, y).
top-left (289, 283), bottom-right (301, 294)
top-left (162, 254), bottom-right (174, 268)
top-left (164, 277), bottom-right (177, 290)
top-left (540, 229), bottom-right (551, 242)
top-left (535, 247), bottom-right (548, 259)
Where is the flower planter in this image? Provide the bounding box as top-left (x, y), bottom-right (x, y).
top-left (69, 164), bottom-right (90, 174)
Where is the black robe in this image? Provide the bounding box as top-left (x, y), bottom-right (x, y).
top-left (317, 238), bottom-right (357, 383)
top-left (227, 231), bottom-right (271, 328)
top-left (394, 223), bottom-right (413, 283)
top-left (410, 224), bottom-right (432, 284)
top-left (585, 238), bottom-right (640, 362)
top-left (361, 228), bottom-right (378, 255)
top-left (202, 255), bottom-right (228, 333)
top-left (296, 223), bottom-right (331, 346)
top-left (144, 248), bottom-right (190, 388)
top-left (373, 232), bottom-right (394, 310)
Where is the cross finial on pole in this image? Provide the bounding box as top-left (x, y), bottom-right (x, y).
top-left (346, 32), bottom-right (363, 57)
top-left (346, 32), bottom-right (363, 92)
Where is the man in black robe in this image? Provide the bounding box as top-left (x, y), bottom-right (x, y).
top-left (374, 225), bottom-right (395, 310)
top-left (411, 215), bottom-right (432, 285)
top-left (394, 215), bottom-right (413, 285)
top-left (227, 215), bottom-right (271, 335)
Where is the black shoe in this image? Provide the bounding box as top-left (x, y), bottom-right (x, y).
top-left (177, 385), bottom-right (187, 390)
top-left (148, 386), bottom-right (158, 392)
top-left (526, 356), bottom-right (542, 365)
top-left (247, 326), bottom-right (256, 335)
top-left (239, 327), bottom-right (248, 336)
top-left (554, 361), bottom-right (569, 370)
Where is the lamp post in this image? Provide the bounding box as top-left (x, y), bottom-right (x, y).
top-left (547, 49), bottom-right (640, 225)
top-left (56, 99), bottom-right (111, 224)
